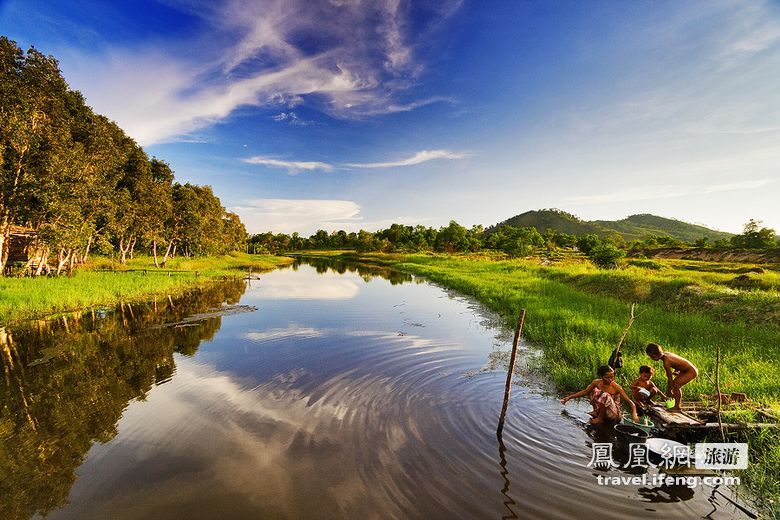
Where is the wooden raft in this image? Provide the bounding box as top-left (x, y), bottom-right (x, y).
top-left (647, 405), bottom-right (702, 427)
top-left (646, 404), bottom-right (780, 432)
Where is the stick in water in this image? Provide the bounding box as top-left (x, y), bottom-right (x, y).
top-left (497, 309), bottom-right (526, 437)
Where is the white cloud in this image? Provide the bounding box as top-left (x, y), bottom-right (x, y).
top-left (242, 156), bottom-right (334, 173)
top-left (704, 179), bottom-right (775, 193)
top-left (59, 0), bottom-right (463, 145)
top-left (566, 179), bottom-right (775, 204)
top-left (241, 148), bottom-right (468, 173)
top-left (271, 111), bottom-right (314, 126)
top-left (232, 198), bottom-right (425, 234)
top-left (234, 199), bottom-right (362, 234)
top-left (345, 149), bottom-right (469, 169)
top-left (252, 270), bottom-right (361, 300)
top-left (244, 326), bottom-right (325, 341)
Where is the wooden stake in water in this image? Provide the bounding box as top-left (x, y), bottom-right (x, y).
top-left (497, 309), bottom-right (526, 436)
top-left (716, 345), bottom-right (725, 442)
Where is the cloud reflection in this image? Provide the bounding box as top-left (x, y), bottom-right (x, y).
top-left (254, 268), bottom-right (360, 300)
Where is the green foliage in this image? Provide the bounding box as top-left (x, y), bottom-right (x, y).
top-left (730, 219), bottom-right (776, 249)
top-left (576, 234), bottom-right (600, 255)
top-left (489, 209), bottom-right (732, 243)
top-left (0, 38), bottom-right (246, 276)
top-left (627, 258), bottom-right (665, 270)
top-left (589, 243), bottom-right (626, 268)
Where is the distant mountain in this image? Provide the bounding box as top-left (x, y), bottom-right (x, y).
top-left (591, 214), bottom-right (733, 242)
top-left (488, 209), bottom-right (732, 242)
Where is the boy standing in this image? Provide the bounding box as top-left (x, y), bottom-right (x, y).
top-left (645, 343), bottom-right (698, 413)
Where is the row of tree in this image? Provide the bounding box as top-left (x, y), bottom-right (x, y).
top-left (248, 219), bottom-right (778, 266)
top-left (1, 38), bottom-right (246, 275)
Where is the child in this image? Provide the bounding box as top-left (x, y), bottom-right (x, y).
top-left (560, 365), bottom-right (639, 424)
top-left (630, 365), bottom-right (668, 409)
top-left (645, 343), bottom-right (698, 413)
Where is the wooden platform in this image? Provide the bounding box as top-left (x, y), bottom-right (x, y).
top-left (645, 403), bottom-right (780, 432)
top-left (646, 404), bottom-right (702, 427)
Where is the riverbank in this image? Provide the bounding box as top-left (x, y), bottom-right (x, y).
top-left (0, 253), bottom-right (293, 325)
top-left (296, 251), bottom-right (780, 514)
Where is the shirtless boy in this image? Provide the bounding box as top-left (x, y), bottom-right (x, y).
top-left (630, 365), bottom-right (668, 409)
top-left (645, 343), bottom-right (698, 412)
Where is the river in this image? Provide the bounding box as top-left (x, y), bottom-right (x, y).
top-left (0, 259), bottom-right (747, 519)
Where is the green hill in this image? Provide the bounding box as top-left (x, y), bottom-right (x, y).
top-left (489, 209), bottom-right (609, 236)
top-left (489, 209), bottom-right (732, 242)
top-left (592, 214), bottom-right (733, 242)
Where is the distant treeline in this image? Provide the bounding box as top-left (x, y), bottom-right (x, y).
top-left (249, 219), bottom-right (779, 268)
top-left (0, 37), bottom-right (246, 276)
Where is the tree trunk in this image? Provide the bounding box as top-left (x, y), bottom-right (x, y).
top-left (119, 236), bottom-right (135, 264)
top-left (152, 240), bottom-right (159, 268)
top-left (56, 249), bottom-right (71, 276)
top-left (68, 249), bottom-right (76, 276)
top-left (172, 243), bottom-right (177, 258)
top-left (34, 248), bottom-right (49, 276)
top-left (129, 237), bottom-right (136, 259)
top-left (161, 240), bottom-right (175, 268)
top-left (0, 215), bottom-right (10, 276)
top-left (82, 235), bottom-right (93, 263)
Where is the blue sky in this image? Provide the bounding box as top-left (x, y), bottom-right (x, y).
top-left (2, 0), bottom-right (779, 234)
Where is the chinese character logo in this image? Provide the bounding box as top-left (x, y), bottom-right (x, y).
top-left (589, 443), bottom-right (618, 469)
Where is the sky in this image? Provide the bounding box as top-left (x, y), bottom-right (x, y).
top-left (1, 0), bottom-right (779, 235)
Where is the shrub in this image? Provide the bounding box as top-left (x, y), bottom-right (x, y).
top-left (589, 243), bottom-right (626, 269)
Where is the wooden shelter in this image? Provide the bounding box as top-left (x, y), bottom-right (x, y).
top-left (3, 225), bottom-right (40, 275)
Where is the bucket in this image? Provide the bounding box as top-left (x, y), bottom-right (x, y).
top-left (614, 423), bottom-right (649, 443)
top-left (621, 415), bottom-right (655, 434)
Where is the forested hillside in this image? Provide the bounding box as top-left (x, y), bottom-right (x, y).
top-left (491, 209), bottom-right (732, 242)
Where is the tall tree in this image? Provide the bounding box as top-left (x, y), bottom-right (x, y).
top-left (0, 38), bottom-right (70, 273)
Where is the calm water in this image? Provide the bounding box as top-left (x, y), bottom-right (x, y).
top-left (0, 260), bottom-right (749, 519)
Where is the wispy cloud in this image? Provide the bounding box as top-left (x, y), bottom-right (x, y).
top-left (242, 156), bottom-right (334, 173)
top-left (345, 149), bottom-right (469, 169)
top-left (566, 179), bottom-right (775, 204)
top-left (60, 0), bottom-right (463, 145)
top-left (271, 111), bottom-right (314, 126)
top-left (704, 179), bottom-right (775, 193)
top-left (243, 149), bottom-right (469, 173)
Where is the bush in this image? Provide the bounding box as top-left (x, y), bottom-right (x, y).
top-left (627, 259), bottom-right (664, 270)
top-left (589, 243), bottom-right (626, 268)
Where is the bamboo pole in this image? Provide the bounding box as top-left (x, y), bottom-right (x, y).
top-left (497, 309), bottom-right (526, 436)
top-left (716, 345), bottom-right (725, 442)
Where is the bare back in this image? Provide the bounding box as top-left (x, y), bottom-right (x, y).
top-left (662, 352), bottom-right (697, 373)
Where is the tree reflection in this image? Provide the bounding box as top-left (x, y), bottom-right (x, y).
top-left (0, 280), bottom-right (246, 519)
top-left (295, 257), bottom-right (413, 285)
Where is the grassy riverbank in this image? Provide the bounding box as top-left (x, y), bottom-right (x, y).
top-left (0, 253), bottom-right (293, 325)
top-left (300, 251), bottom-right (780, 514)
top-left (307, 252), bottom-right (779, 398)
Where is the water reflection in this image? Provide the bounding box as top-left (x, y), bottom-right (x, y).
top-left (0, 260), bottom-right (748, 520)
top-left (255, 267), bottom-right (361, 300)
top-left (291, 257), bottom-right (414, 285)
top-left (0, 281), bottom-right (246, 519)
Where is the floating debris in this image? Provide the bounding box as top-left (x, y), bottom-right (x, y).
top-left (150, 304), bottom-right (258, 329)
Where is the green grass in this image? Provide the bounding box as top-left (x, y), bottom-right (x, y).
top-left (300, 251), bottom-right (780, 514)
top-left (0, 253), bottom-right (293, 325)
